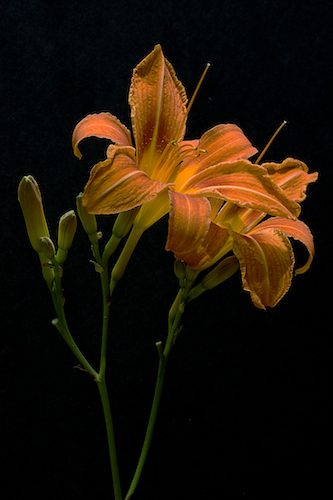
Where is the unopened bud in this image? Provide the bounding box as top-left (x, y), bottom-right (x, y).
top-left (174, 259), bottom-right (186, 287)
top-left (112, 208), bottom-right (140, 239)
top-left (57, 210), bottom-right (77, 263)
top-left (18, 175), bottom-right (50, 252)
top-left (201, 255), bottom-right (239, 290)
top-left (187, 256), bottom-right (239, 302)
top-left (76, 193), bottom-right (99, 244)
top-left (39, 236), bottom-right (56, 259)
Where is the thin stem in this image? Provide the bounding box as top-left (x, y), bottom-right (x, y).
top-left (125, 294), bottom-right (185, 500)
top-left (94, 236), bottom-right (123, 498)
top-left (125, 349), bottom-right (167, 500)
top-left (50, 267), bottom-right (98, 378)
top-left (97, 379), bottom-right (123, 500)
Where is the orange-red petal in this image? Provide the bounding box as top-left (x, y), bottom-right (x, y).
top-left (250, 217), bottom-right (315, 274)
top-left (128, 45), bottom-right (188, 170)
top-left (176, 124), bottom-right (258, 183)
top-left (82, 146), bottom-right (168, 214)
top-left (196, 124), bottom-right (258, 165)
top-left (175, 222), bottom-right (230, 269)
top-left (230, 227), bottom-right (295, 309)
top-left (166, 192), bottom-right (211, 259)
top-left (72, 112), bottom-right (132, 159)
top-left (180, 159), bottom-right (300, 219)
top-left (263, 157), bottom-right (318, 202)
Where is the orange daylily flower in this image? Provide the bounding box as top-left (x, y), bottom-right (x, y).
top-left (173, 157), bottom-right (318, 309)
top-left (72, 45), bottom-right (301, 253)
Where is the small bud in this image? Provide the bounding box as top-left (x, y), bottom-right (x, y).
top-left (76, 193), bottom-right (99, 245)
top-left (174, 259), bottom-right (186, 287)
top-left (187, 256), bottom-right (239, 302)
top-left (39, 236), bottom-right (56, 259)
top-left (112, 208), bottom-right (140, 239)
top-left (18, 176), bottom-right (50, 252)
top-left (57, 210), bottom-right (77, 263)
top-left (201, 255), bottom-right (239, 290)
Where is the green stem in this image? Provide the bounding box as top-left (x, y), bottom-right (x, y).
top-left (125, 348), bottom-right (168, 500)
top-left (51, 269), bottom-right (98, 378)
top-left (97, 379), bottom-right (123, 500)
top-left (125, 294), bottom-right (185, 500)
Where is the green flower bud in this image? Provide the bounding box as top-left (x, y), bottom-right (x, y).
top-left (112, 207), bottom-right (140, 239)
top-left (57, 210), bottom-right (77, 263)
top-left (201, 255), bottom-right (239, 290)
top-left (39, 236), bottom-right (56, 259)
top-left (76, 193), bottom-right (99, 245)
top-left (187, 256), bottom-right (239, 302)
top-left (18, 175), bottom-right (50, 252)
top-left (174, 259), bottom-right (186, 287)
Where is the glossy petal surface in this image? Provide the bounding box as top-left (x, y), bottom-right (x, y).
top-left (129, 44), bottom-right (187, 170)
top-left (231, 227), bottom-right (295, 309)
top-left (263, 158), bottom-right (319, 202)
top-left (179, 160), bottom-right (300, 219)
top-left (72, 112), bottom-right (132, 159)
top-left (82, 146), bottom-right (168, 214)
top-left (250, 217), bottom-right (315, 274)
top-left (166, 192), bottom-right (211, 258)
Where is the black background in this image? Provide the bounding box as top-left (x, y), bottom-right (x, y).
top-left (1, 0), bottom-right (331, 498)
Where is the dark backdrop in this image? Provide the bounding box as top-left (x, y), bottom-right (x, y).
top-left (1, 0), bottom-right (331, 498)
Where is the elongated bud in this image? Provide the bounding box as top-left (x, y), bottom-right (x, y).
top-left (39, 236), bottom-right (56, 259)
top-left (187, 256), bottom-right (239, 302)
top-left (18, 175), bottom-right (50, 252)
top-left (56, 210), bottom-right (77, 263)
top-left (201, 255), bottom-right (239, 290)
top-left (112, 207), bottom-right (140, 239)
top-left (174, 259), bottom-right (186, 287)
top-left (76, 193), bottom-right (99, 244)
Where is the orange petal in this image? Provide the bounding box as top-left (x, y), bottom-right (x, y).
top-left (129, 45), bottom-right (188, 170)
top-left (175, 222), bottom-right (230, 269)
top-left (72, 112), bottom-right (132, 159)
top-left (263, 158), bottom-right (318, 202)
top-left (176, 124), bottom-right (258, 184)
top-left (166, 192), bottom-right (211, 259)
top-left (197, 124), bottom-right (258, 164)
top-left (214, 201), bottom-right (264, 233)
top-left (250, 217), bottom-right (315, 274)
top-left (230, 227), bottom-right (295, 309)
top-left (82, 146), bottom-right (168, 214)
top-left (181, 159), bottom-right (300, 219)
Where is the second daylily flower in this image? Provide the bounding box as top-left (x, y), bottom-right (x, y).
top-left (72, 45), bottom-right (300, 258)
top-left (181, 158), bottom-right (318, 309)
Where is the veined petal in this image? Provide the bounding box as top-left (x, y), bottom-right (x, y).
top-left (196, 124), bottom-right (258, 165)
top-left (82, 146), bottom-right (168, 214)
top-left (72, 112), bottom-right (133, 159)
top-left (176, 123), bottom-right (258, 183)
top-left (263, 157), bottom-right (318, 202)
top-left (166, 192), bottom-right (211, 259)
top-left (250, 217), bottom-right (315, 274)
top-left (176, 222), bottom-right (230, 269)
top-left (180, 159), bottom-right (300, 219)
top-left (214, 201), bottom-right (264, 233)
top-left (128, 44), bottom-right (188, 171)
top-left (230, 227), bottom-right (295, 309)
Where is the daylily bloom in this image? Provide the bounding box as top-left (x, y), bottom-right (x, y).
top-left (175, 158), bottom-right (318, 309)
top-left (72, 45), bottom-right (301, 261)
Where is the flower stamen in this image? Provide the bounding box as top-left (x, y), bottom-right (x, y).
top-left (186, 63), bottom-right (211, 117)
top-left (255, 120), bottom-right (287, 164)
